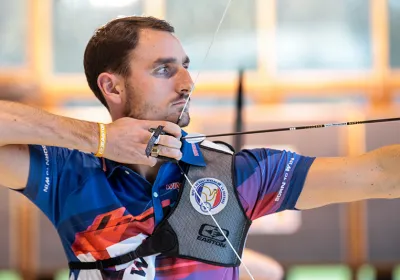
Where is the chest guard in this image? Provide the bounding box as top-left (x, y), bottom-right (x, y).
top-left (69, 141), bottom-right (252, 270)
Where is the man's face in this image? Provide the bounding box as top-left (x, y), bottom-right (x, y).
top-left (123, 29), bottom-right (193, 127)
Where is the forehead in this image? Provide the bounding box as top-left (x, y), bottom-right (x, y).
top-left (131, 28), bottom-right (187, 64)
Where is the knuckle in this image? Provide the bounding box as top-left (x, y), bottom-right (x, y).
top-left (141, 132), bottom-right (151, 143)
top-left (160, 121), bottom-right (169, 128)
top-left (132, 134), bottom-right (144, 145)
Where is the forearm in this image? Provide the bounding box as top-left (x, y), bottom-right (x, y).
top-left (370, 144), bottom-right (400, 199)
top-left (0, 101), bottom-right (98, 153)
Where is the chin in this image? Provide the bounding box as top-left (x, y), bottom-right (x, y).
top-left (178, 117), bottom-right (190, 127)
top-left (167, 112), bottom-right (190, 127)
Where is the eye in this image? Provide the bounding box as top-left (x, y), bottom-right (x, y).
top-left (155, 65), bottom-right (169, 75)
top-left (183, 63), bottom-right (189, 70)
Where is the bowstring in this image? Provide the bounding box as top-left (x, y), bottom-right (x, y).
top-left (174, 1), bottom-right (255, 279)
top-left (178, 0), bottom-right (233, 121)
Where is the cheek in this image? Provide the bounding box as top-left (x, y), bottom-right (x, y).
top-left (134, 78), bottom-right (152, 93)
top-left (129, 72), bottom-right (175, 102)
top-left (146, 78), bottom-right (174, 98)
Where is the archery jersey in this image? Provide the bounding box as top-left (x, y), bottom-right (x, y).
top-left (17, 131), bottom-right (315, 280)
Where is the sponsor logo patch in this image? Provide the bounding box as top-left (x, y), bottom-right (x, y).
top-left (191, 143), bottom-right (199, 156)
top-left (190, 177), bottom-right (228, 215)
top-left (197, 224), bottom-right (229, 248)
top-left (165, 182), bottom-right (181, 190)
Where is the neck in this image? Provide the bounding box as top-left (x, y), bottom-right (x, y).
top-left (127, 162), bottom-right (163, 185)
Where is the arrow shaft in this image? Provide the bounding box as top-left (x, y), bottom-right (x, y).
top-left (182, 117), bottom-right (400, 140)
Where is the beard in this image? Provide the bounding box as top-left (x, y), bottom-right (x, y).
top-left (123, 83), bottom-right (191, 128)
top-left (174, 108), bottom-right (190, 127)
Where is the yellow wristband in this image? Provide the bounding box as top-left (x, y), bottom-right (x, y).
top-left (95, 123), bottom-right (106, 157)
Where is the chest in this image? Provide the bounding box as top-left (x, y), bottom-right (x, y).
top-left (58, 165), bottom-right (183, 250)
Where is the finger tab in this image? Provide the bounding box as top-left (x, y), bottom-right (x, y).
top-left (145, 125), bottom-right (165, 157)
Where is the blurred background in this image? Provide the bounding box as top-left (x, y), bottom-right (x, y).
top-left (1, 0), bottom-right (400, 279)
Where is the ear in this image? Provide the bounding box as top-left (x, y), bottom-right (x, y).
top-left (97, 73), bottom-right (124, 105)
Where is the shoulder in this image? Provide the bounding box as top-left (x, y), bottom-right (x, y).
top-left (234, 147), bottom-right (315, 178)
top-left (235, 148), bottom-right (289, 164)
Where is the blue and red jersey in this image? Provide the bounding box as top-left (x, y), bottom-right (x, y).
top-left (18, 131), bottom-right (315, 279)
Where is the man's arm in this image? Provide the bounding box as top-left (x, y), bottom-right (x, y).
top-left (0, 101), bottom-right (99, 190)
top-left (0, 101), bottom-right (182, 190)
top-left (295, 145), bottom-right (400, 209)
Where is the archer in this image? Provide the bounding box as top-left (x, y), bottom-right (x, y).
top-left (0, 16), bottom-right (399, 280)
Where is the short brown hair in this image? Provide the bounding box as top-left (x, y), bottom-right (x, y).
top-left (84, 16), bottom-right (175, 109)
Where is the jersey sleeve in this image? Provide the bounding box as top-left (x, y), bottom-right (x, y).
top-left (234, 148), bottom-right (315, 220)
top-left (15, 145), bottom-right (100, 226)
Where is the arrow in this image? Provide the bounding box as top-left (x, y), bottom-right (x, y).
top-left (182, 117), bottom-right (400, 144)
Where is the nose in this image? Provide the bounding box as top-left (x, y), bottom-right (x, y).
top-left (176, 68), bottom-right (194, 96)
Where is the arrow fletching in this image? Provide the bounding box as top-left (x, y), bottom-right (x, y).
top-left (182, 133), bottom-right (206, 144)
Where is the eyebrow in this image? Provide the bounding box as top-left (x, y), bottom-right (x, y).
top-left (152, 56), bottom-right (190, 67)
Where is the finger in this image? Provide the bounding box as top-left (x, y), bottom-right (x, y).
top-left (144, 130), bottom-right (160, 157)
top-left (137, 144), bottom-right (158, 166)
top-left (157, 135), bottom-right (182, 149)
top-left (148, 157), bottom-right (157, 167)
top-left (157, 146), bottom-right (182, 161)
top-left (146, 121), bottom-right (181, 138)
top-left (140, 156), bottom-right (157, 167)
top-left (162, 122), bottom-right (181, 138)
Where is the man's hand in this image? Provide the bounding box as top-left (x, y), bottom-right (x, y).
top-left (0, 100), bottom-right (183, 189)
top-left (104, 118), bottom-right (182, 166)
